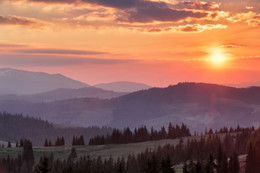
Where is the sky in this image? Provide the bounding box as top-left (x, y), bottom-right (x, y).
top-left (0, 0), bottom-right (259, 87)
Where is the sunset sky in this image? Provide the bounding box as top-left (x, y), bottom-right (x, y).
top-left (0, 0), bottom-right (259, 86)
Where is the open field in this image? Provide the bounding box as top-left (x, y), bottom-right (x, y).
top-left (0, 138), bottom-right (186, 161)
top-left (0, 133), bottom-right (247, 172)
top-left (0, 133), bottom-right (239, 161)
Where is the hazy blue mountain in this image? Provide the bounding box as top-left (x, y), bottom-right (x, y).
top-left (0, 87), bottom-right (126, 102)
top-left (0, 68), bottom-right (88, 95)
top-left (94, 81), bottom-right (151, 92)
top-left (1, 82), bottom-right (260, 132)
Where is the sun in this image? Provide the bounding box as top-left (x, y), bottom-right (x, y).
top-left (210, 51), bottom-right (226, 64)
top-left (208, 47), bottom-right (227, 65)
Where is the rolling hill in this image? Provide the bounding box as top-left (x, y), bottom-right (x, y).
top-left (0, 82), bottom-right (260, 132)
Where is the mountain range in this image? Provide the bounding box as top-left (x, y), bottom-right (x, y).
top-left (0, 82), bottom-right (260, 132)
top-left (0, 87), bottom-right (126, 102)
top-left (0, 68), bottom-right (149, 99)
top-left (0, 68), bottom-right (88, 95)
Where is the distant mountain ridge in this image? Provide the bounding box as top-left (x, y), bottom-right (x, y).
top-left (1, 82), bottom-right (260, 132)
top-left (0, 68), bottom-right (88, 95)
top-left (95, 81), bottom-right (151, 92)
top-left (0, 87), bottom-right (127, 102)
top-left (228, 81), bottom-right (260, 88)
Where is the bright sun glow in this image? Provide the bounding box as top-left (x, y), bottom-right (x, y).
top-left (208, 47), bottom-right (227, 65)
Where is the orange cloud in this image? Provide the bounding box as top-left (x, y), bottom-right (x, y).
top-left (2, 0), bottom-right (250, 34)
top-left (220, 44), bottom-right (243, 48)
top-left (176, 24), bottom-right (227, 33)
top-left (226, 11), bottom-right (260, 26)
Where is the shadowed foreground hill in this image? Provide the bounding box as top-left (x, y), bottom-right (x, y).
top-left (109, 82), bottom-right (260, 130)
top-left (0, 82), bottom-right (260, 131)
top-left (0, 112), bottom-right (113, 146)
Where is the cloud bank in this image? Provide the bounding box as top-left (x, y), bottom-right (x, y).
top-left (1, 0), bottom-right (259, 32)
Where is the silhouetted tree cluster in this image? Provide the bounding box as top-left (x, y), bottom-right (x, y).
top-left (72, 135), bottom-right (85, 146)
top-left (215, 146), bottom-right (239, 173)
top-left (44, 139), bottom-right (52, 147)
top-left (206, 126), bottom-right (255, 135)
top-left (0, 139), bottom-right (34, 173)
top-left (55, 137), bottom-right (65, 147)
top-left (34, 154), bottom-right (53, 173)
top-left (44, 137), bottom-right (65, 147)
top-left (182, 150), bottom-right (239, 173)
top-left (89, 123), bottom-right (191, 145)
top-left (168, 123), bottom-right (191, 139)
top-left (32, 152), bottom-right (176, 173)
top-left (245, 130), bottom-right (260, 173)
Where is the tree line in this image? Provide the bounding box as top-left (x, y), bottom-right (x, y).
top-left (44, 137), bottom-right (65, 147)
top-left (32, 128), bottom-right (251, 173)
top-left (89, 123), bottom-right (191, 145)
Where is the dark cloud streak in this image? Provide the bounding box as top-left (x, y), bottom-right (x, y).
top-left (15, 48), bottom-right (107, 55)
top-left (123, 6), bottom-right (207, 23)
top-left (83, 0), bottom-right (139, 9)
top-left (0, 54), bottom-right (138, 66)
top-left (0, 43), bottom-right (28, 48)
top-left (29, 0), bottom-right (76, 4)
top-left (28, 0), bottom-right (209, 23)
top-left (0, 15), bottom-right (37, 26)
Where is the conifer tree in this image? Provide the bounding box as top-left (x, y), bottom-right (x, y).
top-left (221, 153), bottom-right (228, 173)
top-left (217, 145), bottom-right (223, 173)
top-left (196, 160), bottom-right (203, 173)
top-left (205, 159), bottom-right (214, 173)
top-left (44, 139), bottom-right (48, 147)
top-left (229, 152), bottom-right (239, 173)
top-left (183, 162), bottom-right (188, 173)
top-left (34, 156), bottom-right (51, 173)
top-left (161, 156), bottom-right (175, 173)
top-left (245, 143), bottom-right (255, 173)
top-left (7, 141), bottom-right (11, 148)
top-left (22, 140), bottom-right (34, 164)
top-left (69, 147), bottom-right (77, 160)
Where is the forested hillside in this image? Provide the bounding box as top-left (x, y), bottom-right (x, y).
top-left (0, 125), bottom-right (257, 173)
top-left (0, 112), bottom-right (112, 146)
